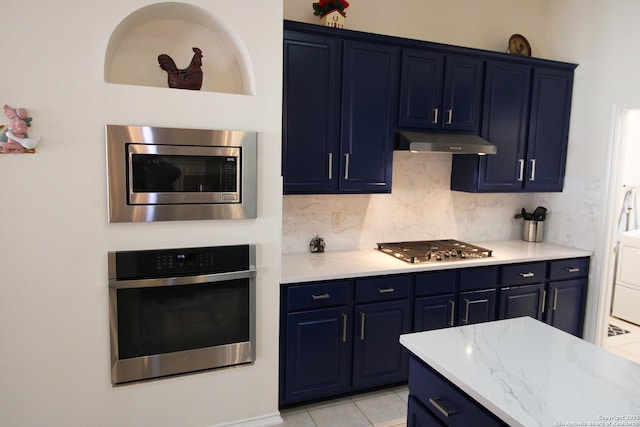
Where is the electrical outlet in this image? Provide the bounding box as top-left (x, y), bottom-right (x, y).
top-left (332, 212), bottom-right (344, 228)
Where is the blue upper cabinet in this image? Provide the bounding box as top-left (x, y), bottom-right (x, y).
top-left (339, 41), bottom-right (399, 193)
top-left (399, 50), bottom-right (484, 132)
top-left (283, 31), bottom-right (341, 194)
top-left (283, 24), bottom-right (399, 195)
top-left (451, 60), bottom-right (576, 193)
top-left (525, 67), bottom-right (574, 192)
top-left (283, 21), bottom-right (577, 195)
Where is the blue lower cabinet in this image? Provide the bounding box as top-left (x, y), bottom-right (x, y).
top-left (498, 283), bottom-right (545, 321)
top-left (545, 279), bottom-right (587, 336)
top-left (283, 307), bottom-right (352, 404)
top-left (408, 395), bottom-right (445, 426)
top-left (352, 299), bottom-right (411, 389)
top-left (280, 257), bottom-right (589, 407)
top-left (415, 294), bottom-right (456, 331)
top-left (457, 289), bottom-right (497, 325)
top-left (408, 356), bottom-right (507, 426)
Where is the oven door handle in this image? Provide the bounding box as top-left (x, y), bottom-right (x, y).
top-left (109, 269), bottom-right (257, 289)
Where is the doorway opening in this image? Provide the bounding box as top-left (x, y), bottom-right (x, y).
top-left (595, 107), bottom-right (640, 349)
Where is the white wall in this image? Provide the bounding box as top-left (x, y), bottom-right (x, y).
top-left (0, 1), bottom-right (282, 426)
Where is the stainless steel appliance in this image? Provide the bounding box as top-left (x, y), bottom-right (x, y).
top-left (612, 230), bottom-right (640, 325)
top-left (106, 124), bottom-right (257, 223)
top-left (396, 131), bottom-right (497, 155)
top-left (377, 240), bottom-right (492, 264)
top-left (108, 244), bottom-right (256, 385)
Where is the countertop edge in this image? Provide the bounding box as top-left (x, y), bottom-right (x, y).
top-left (281, 240), bottom-right (593, 284)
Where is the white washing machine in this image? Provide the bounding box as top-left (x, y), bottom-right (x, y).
top-left (612, 229), bottom-right (640, 325)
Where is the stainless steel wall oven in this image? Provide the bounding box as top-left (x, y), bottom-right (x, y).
top-left (106, 124), bottom-right (257, 223)
top-left (108, 244), bottom-right (256, 385)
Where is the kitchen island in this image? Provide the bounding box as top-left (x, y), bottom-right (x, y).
top-left (400, 317), bottom-right (640, 426)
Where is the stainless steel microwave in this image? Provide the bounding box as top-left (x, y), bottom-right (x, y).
top-left (106, 125), bottom-right (257, 222)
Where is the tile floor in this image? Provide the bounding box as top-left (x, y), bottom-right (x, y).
top-left (280, 386), bottom-right (408, 427)
top-left (604, 316), bottom-right (640, 364)
top-left (280, 318), bottom-right (640, 427)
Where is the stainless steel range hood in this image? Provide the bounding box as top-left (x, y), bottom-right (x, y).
top-left (396, 131), bottom-right (497, 155)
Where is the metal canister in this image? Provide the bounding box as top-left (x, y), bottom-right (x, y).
top-left (522, 219), bottom-right (544, 242)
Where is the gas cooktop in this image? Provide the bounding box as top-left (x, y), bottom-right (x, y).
top-left (376, 240), bottom-right (492, 264)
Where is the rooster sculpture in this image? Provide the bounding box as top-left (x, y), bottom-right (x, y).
top-left (157, 47), bottom-right (203, 90)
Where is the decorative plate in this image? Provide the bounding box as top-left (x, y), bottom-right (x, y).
top-left (508, 34), bottom-right (531, 57)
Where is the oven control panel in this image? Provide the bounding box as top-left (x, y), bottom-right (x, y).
top-left (109, 245), bottom-right (253, 279)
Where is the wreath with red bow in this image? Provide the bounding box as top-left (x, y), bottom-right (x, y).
top-left (312, 0), bottom-right (350, 16)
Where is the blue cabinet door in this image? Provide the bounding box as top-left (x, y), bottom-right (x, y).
top-left (398, 49), bottom-right (444, 129)
top-left (399, 51), bottom-right (483, 132)
top-left (458, 289), bottom-right (497, 325)
top-left (284, 307), bottom-right (352, 404)
top-left (442, 55), bottom-right (484, 132)
top-left (414, 294), bottom-right (456, 331)
top-left (339, 41), bottom-right (399, 193)
top-left (283, 32), bottom-right (341, 194)
top-left (352, 299), bottom-right (411, 389)
top-left (525, 67), bottom-right (574, 192)
top-left (476, 61), bottom-right (531, 192)
top-left (498, 284), bottom-right (545, 321)
top-left (545, 279), bottom-right (586, 337)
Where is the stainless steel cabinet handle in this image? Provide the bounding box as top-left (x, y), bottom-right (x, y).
top-left (328, 153), bottom-right (333, 180)
top-left (541, 290), bottom-right (547, 314)
top-left (432, 108), bottom-right (439, 124)
top-left (360, 312), bottom-right (366, 341)
top-left (344, 153), bottom-right (350, 180)
top-left (341, 313), bottom-right (347, 343)
top-left (530, 159), bottom-right (536, 181)
top-left (464, 298), bottom-right (488, 324)
top-left (565, 267), bottom-right (580, 273)
top-left (446, 109), bottom-right (453, 125)
top-left (449, 300), bottom-right (455, 326)
top-left (553, 288), bottom-right (558, 311)
top-left (311, 293), bottom-right (330, 300)
top-left (429, 397), bottom-right (457, 417)
top-left (463, 298), bottom-right (470, 324)
top-left (520, 272), bottom-right (535, 278)
top-left (377, 287), bottom-right (395, 294)
top-left (518, 159), bottom-right (525, 182)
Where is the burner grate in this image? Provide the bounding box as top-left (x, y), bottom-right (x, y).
top-left (377, 240), bottom-right (492, 264)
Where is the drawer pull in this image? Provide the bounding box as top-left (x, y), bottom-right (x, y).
top-left (311, 293), bottom-right (330, 300)
top-left (541, 290), bottom-right (547, 314)
top-left (553, 288), bottom-right (559, 311)
top-left (377, 287), bottom-right (395, 294)
top-left (565, 267), bottom-right (580, 273)
top-left (360, 312), bottom-right (366, 340)
top-left (520, 272), bottom-right (535, 278)
top-left (429, 397), bottom-right (457, 417)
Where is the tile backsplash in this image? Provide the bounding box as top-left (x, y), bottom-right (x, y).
top-left (282, 151), bottom-right (530, 253)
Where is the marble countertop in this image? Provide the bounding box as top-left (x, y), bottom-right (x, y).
top-left (281, 240), bottom-right (592, 284)
top-left (400, 317), bottom-right (640, 427)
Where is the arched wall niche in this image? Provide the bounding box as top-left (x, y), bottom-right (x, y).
top-left (104, 2), bottom-right (255, 95)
